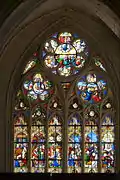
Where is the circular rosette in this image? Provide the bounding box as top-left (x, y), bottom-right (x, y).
top-left (23, 73), bottom-right (54, 102)
top-left (43, 32), bottom-right (88, 77)
top-left (44, 55), bottom-right (58, 68)
top-left (44, 39), bottom-right (58, 53)
top-left (77, 73), bottom-right (107, 104)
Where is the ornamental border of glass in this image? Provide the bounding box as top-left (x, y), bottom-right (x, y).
top-left (13, 32), bottom-right (115, 173)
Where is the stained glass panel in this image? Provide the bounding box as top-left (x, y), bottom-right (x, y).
top-left (68, 126), bottom-right (81, 143)
top-left (85, 118), bottom-right (97, 126)
top-left (22, 73), bottom-right (54, 102)
top-left (58, 32), bottom-right (72, 43)
top-left (84, 143), bottom-right (98, 173)
top-left (31, 160), bottom-right (45, 173)
top-left (31, 126), bottom-right (45, 143)
top-left (48, 160), bottom-right (62, 173)
top-left (14, 126), bottom-right (28, 142)
top-left (68, 143), bottom-right (81, 160)
top-left (84, 109), bottom-right (98, 125)
top-left (23, 60), bottom-right (36, 74)
top-left (101, 126), bottom-right (114, 143)
top-left (73, 39), bottom-right (86, 53)
top-left (101, 114), bottom-right (115, 173)
top-left (14, 113), bottom-right (27, 125)
top-left (102, 115), bottom-right (114, 126)
top-left (49, 116), bottom-right (61, 125)
top-left (48, 126), bottom-right (62, 142)
top-left (67, 114), bottom-right (82, 173)
top-left (48, 115), bottom-right (62, 172)
top-left (14, 143), bottom-right (28, 172)
top-left (84, 109), bottom-right (99, 173)
top-left (93, 56), bottom-right (106, 72)
top-left (68, 160), bottom-right (82, 173)
top-left (85, 126), bottom-right (98, 143)
top-left (31, 144), bottom-right (45, 160)
top-left (45, 39), bottom-right (58, 53)
top-left (101, 143), bottom-right (115, 173)
top-left (32, 107), bottom-right (46, 120)
top-left (23, 53), bottom-right (39, 74)
top-left (14, 143), bottom-right (28, 159)
top-left (14, 111), bottom-right (29, 172)
top-left (44, 56), bottom-right (57, 68)
top-left (48, 143), bottom-right (62, 159)
top-left (43, 32), bottom-right (88, 77)
top-left (13, 31), bottom-right (116, 173)
top-left (14, 160), bottom-right (28, 173)
top-left (30, 105), bottom-right (46, 173)
top-left (77, 73), bottom-right (107, 104)
top-left (14, 90), bottom-right (29, 111)
top-left (68, 115), bottom-right (81, 125)
top-left (48, 143), bottom-right (62, 173)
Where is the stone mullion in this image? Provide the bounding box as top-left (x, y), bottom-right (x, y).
top-left (98, 105), bottom-right (101, 173)
top-left (45, 108), bottom-right (49, 173)
top-left (81, 110), bottom-right (85, 173)
top-left (63, 98), bottom-right (68, 173)
top-left (28, 109), bottom-right (32, 172)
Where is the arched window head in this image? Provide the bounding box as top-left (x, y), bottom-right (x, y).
top-left (13, 32), bottom-right (115, 173)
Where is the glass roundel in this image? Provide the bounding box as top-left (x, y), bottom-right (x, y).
top-left (23, 73), bottom-right (54, 102)
top-left (43, 32), bottom-right (88, 77)
top-left (77, 73), bottom-right (107, 104)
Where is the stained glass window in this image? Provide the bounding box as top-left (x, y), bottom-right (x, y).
top-left (13, 32), bottom-right (116, 173)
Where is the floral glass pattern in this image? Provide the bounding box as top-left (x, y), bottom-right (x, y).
top-left (23, 73), bottom-right (54, 102)
top-left (77, 73), bottom-right (107, 104)
top-left (43, 32), bottom-right (88, 76)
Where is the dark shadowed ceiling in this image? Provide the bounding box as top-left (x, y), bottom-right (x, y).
top-left (0, 0), bottom-right (24, 26)
top-left (0, 0), bottom-right (120, 28)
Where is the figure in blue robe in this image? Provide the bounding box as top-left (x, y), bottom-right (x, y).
top-left (15, 160), bottom-right (20, 167)
top-left (71, 134), bottom-right (81, 143)
top-left (87, 132), bottom-right (98, 142)
top-left (68, 158), bottom-right (75, 166)
top-left (52, 160), bottom-right (60, 167)
top-left (82, 91), bottom-right (92, 101)
top-left (52, 152), bottom-right (60, 167)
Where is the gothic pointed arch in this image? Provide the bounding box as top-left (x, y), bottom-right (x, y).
top-left (12, 31), bottom-right (117, 173)
top-left (0, 0), bottom-right (119, 174)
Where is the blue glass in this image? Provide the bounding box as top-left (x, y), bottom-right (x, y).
top-left (87, 132), bottom-right (98, 142)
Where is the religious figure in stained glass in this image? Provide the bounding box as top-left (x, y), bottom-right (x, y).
top-left (13, 32), bottom-right (115, 173)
